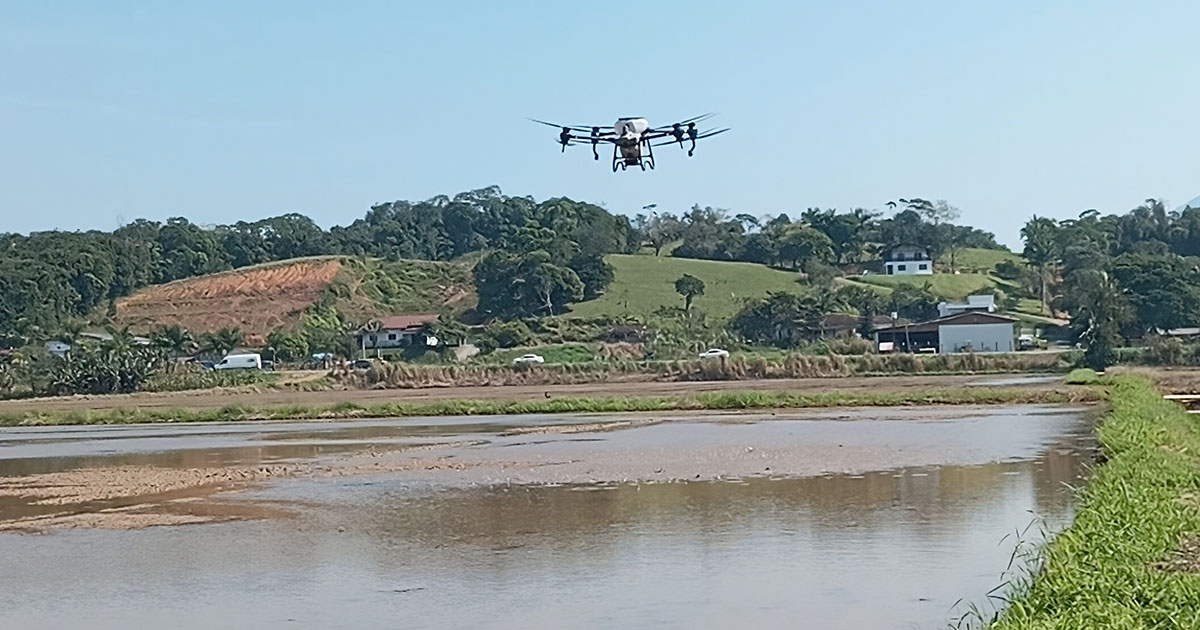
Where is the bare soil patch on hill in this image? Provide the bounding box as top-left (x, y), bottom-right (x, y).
top-left (114, 258), bottom-right (344, 337)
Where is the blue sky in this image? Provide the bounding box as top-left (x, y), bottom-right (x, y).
top-left (3, 1), bottom-right (1198, 249)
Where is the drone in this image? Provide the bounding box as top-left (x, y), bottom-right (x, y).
top-left (529, 113), bottom-right (729, 171)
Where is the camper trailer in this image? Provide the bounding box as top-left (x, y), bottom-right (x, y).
top-left (214, 353), bottom-right (262, 370)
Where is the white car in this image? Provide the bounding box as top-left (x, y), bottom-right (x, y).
top-left (698, 348), bottom-right (730, 359)
top-left (512, 353), bottom-right (545, 366)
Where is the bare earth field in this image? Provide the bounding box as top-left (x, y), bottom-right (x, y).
top-left (113, 258), bottom-right (344, 337)
top-left (0, 373), bottom-right (1066, 414)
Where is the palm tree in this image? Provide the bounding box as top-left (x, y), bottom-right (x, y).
top-left (152, 324), bottom-right (196, 357)
top-left (201, 328), bottom-right (243, 357)
top-left (1021, 216), bottom-right (1060, 315)
top-left (55, 320), bottom-right (85, 345)
top-left (103, 324), bottom-right (136, 352)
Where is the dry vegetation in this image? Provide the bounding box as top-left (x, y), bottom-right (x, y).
top-left (329, 352), bottom-right (1070, 389)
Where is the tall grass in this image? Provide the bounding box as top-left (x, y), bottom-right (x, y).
top-left (0, 385), bottom-right (1103, 427)
top-left (329, 352), bottom-right (1072, 389)
top-left (143, 364), bottom-right (273, 392)
top-left (982, 375), bottom-right (1200, 629)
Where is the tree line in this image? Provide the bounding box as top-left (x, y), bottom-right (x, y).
top-left (1019, 199), bottom-right (1200, 368)
top-left (0, 187), bottom-right (636, 343)
top-left (635, 198), bottom-right (1003, 275)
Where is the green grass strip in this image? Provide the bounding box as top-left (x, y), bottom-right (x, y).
top-left (0, 386), bottom-right (1103, 427)
top-left (987, 375), bottom-right (1200, 629)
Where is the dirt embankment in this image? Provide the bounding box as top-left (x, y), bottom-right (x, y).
top-left (113, 258), bottom-right (345, 337)
top-left (0, 373), bottom-right (1064, 414)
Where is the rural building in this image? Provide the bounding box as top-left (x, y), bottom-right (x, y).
top-left (358, 314), bottom-right (440, 350)
top-left (873, 311), bottom-right (1017, 354)
top-left (883, 244), bottom-right (933, 276)
top-left (816, 314), bottom-right (895, 339)
top-left (937, 294), bottom-right (997, 318)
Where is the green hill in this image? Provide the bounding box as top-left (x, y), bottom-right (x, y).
top-left (854, 273), bottom-right (1012, 300)
top-left (567, 254), bottom-right (804, 320)
top-left (938, 247), bottom-right (1025, 273)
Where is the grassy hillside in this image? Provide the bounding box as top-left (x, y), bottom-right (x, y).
top-left (854, 272), bottom-right (1011, 299)
top-left (567, 254), bottom-right (804, 320)
top-left (113, 256), bottom-right (475, 337)
top-left (938, 247), bottom-right (1024, 273)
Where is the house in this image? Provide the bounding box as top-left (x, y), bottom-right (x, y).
top-left (883, 244), bottom-right (933, 276)
top-left (79, 332), bottom-right (153, 346)
top-left (357, 314), bottom-right (440, 350)
top-left (873, 311), bottom-right (1017, 354)
top-left (815, 314), bottom-right (895, 338)
top-left (937, 294), bottom-right (996, 318)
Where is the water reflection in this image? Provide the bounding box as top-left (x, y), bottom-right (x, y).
top-left (0, 406), bottom-right (1095, 629)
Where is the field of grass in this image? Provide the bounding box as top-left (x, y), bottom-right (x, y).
top-left (985, 375), bottom-right (1200, 629)
top-left (938, 247), bottom-right (1025, 273)
top-left (567, 254), bottom-right (804, 320)
top-left (856, 272), bottom-right (1005, 300)
top-left (0, 385), bottom-right (1102, 427)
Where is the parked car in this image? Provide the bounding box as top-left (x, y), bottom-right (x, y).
top-left (215, 353), bottom-right (262, 370)
top-left (352, 359), bottom-right (373, 371)
top-left (698, 348), bottom-right (730, 359)
top-left (512, 353), bottom-right (545, 366)
top-left (197, 360), bottom-right (215, 370)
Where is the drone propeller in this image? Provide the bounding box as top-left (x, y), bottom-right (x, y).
top-left (528, 118), bottom-right (596, 133)
top-left (653, 126), bottom-right (729, 156)
top-left (649, 113), bottom-right (716, 132)
top-left (652, 127), bottom-right (729, 146)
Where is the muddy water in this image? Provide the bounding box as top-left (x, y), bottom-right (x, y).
top-left (0, 406), bottom-right (1096, 629)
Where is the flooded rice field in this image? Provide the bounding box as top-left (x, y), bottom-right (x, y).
top-left (0, 405), bottom-right (1097, 629)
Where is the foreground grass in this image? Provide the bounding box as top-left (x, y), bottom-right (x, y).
top-left (0, 386), bottom-right (1102, 427)
top-left (986, 376), bottom-right (1200, 629)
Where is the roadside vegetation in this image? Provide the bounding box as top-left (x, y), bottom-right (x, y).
top-left (0, 385), bottom-right (1102, 427)
top-left (329, 351), bottom-right (1073, 390)
top-left (985, 375), bottom-right (1200, 629)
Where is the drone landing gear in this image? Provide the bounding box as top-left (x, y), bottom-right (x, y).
top-left (611, 141), bottom-right (655, 172)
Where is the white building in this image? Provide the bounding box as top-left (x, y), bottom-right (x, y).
top-left (358, 314), bottom-right (439, 350)
top-left (873, 311), bottom-right (1017, 354)
top-left (883, 244), bottom-right (933, 276)
top-left (937, 294), bottom-right (997, 318)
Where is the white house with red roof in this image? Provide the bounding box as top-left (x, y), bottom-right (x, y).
top-left (357, 313), bottom-right (440, 350)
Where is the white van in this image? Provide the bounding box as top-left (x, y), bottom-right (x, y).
top-left (215, 353), bottom-right (262, 370)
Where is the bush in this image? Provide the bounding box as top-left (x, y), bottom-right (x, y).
top-left (1064, 368), bottom-right (1100, 384)
top-left (144, 363), bottom-right (268, 392)
top-left (486, 320), bottom-right (535, 348)
top-left (46, 343), bottom-right (167, 396)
